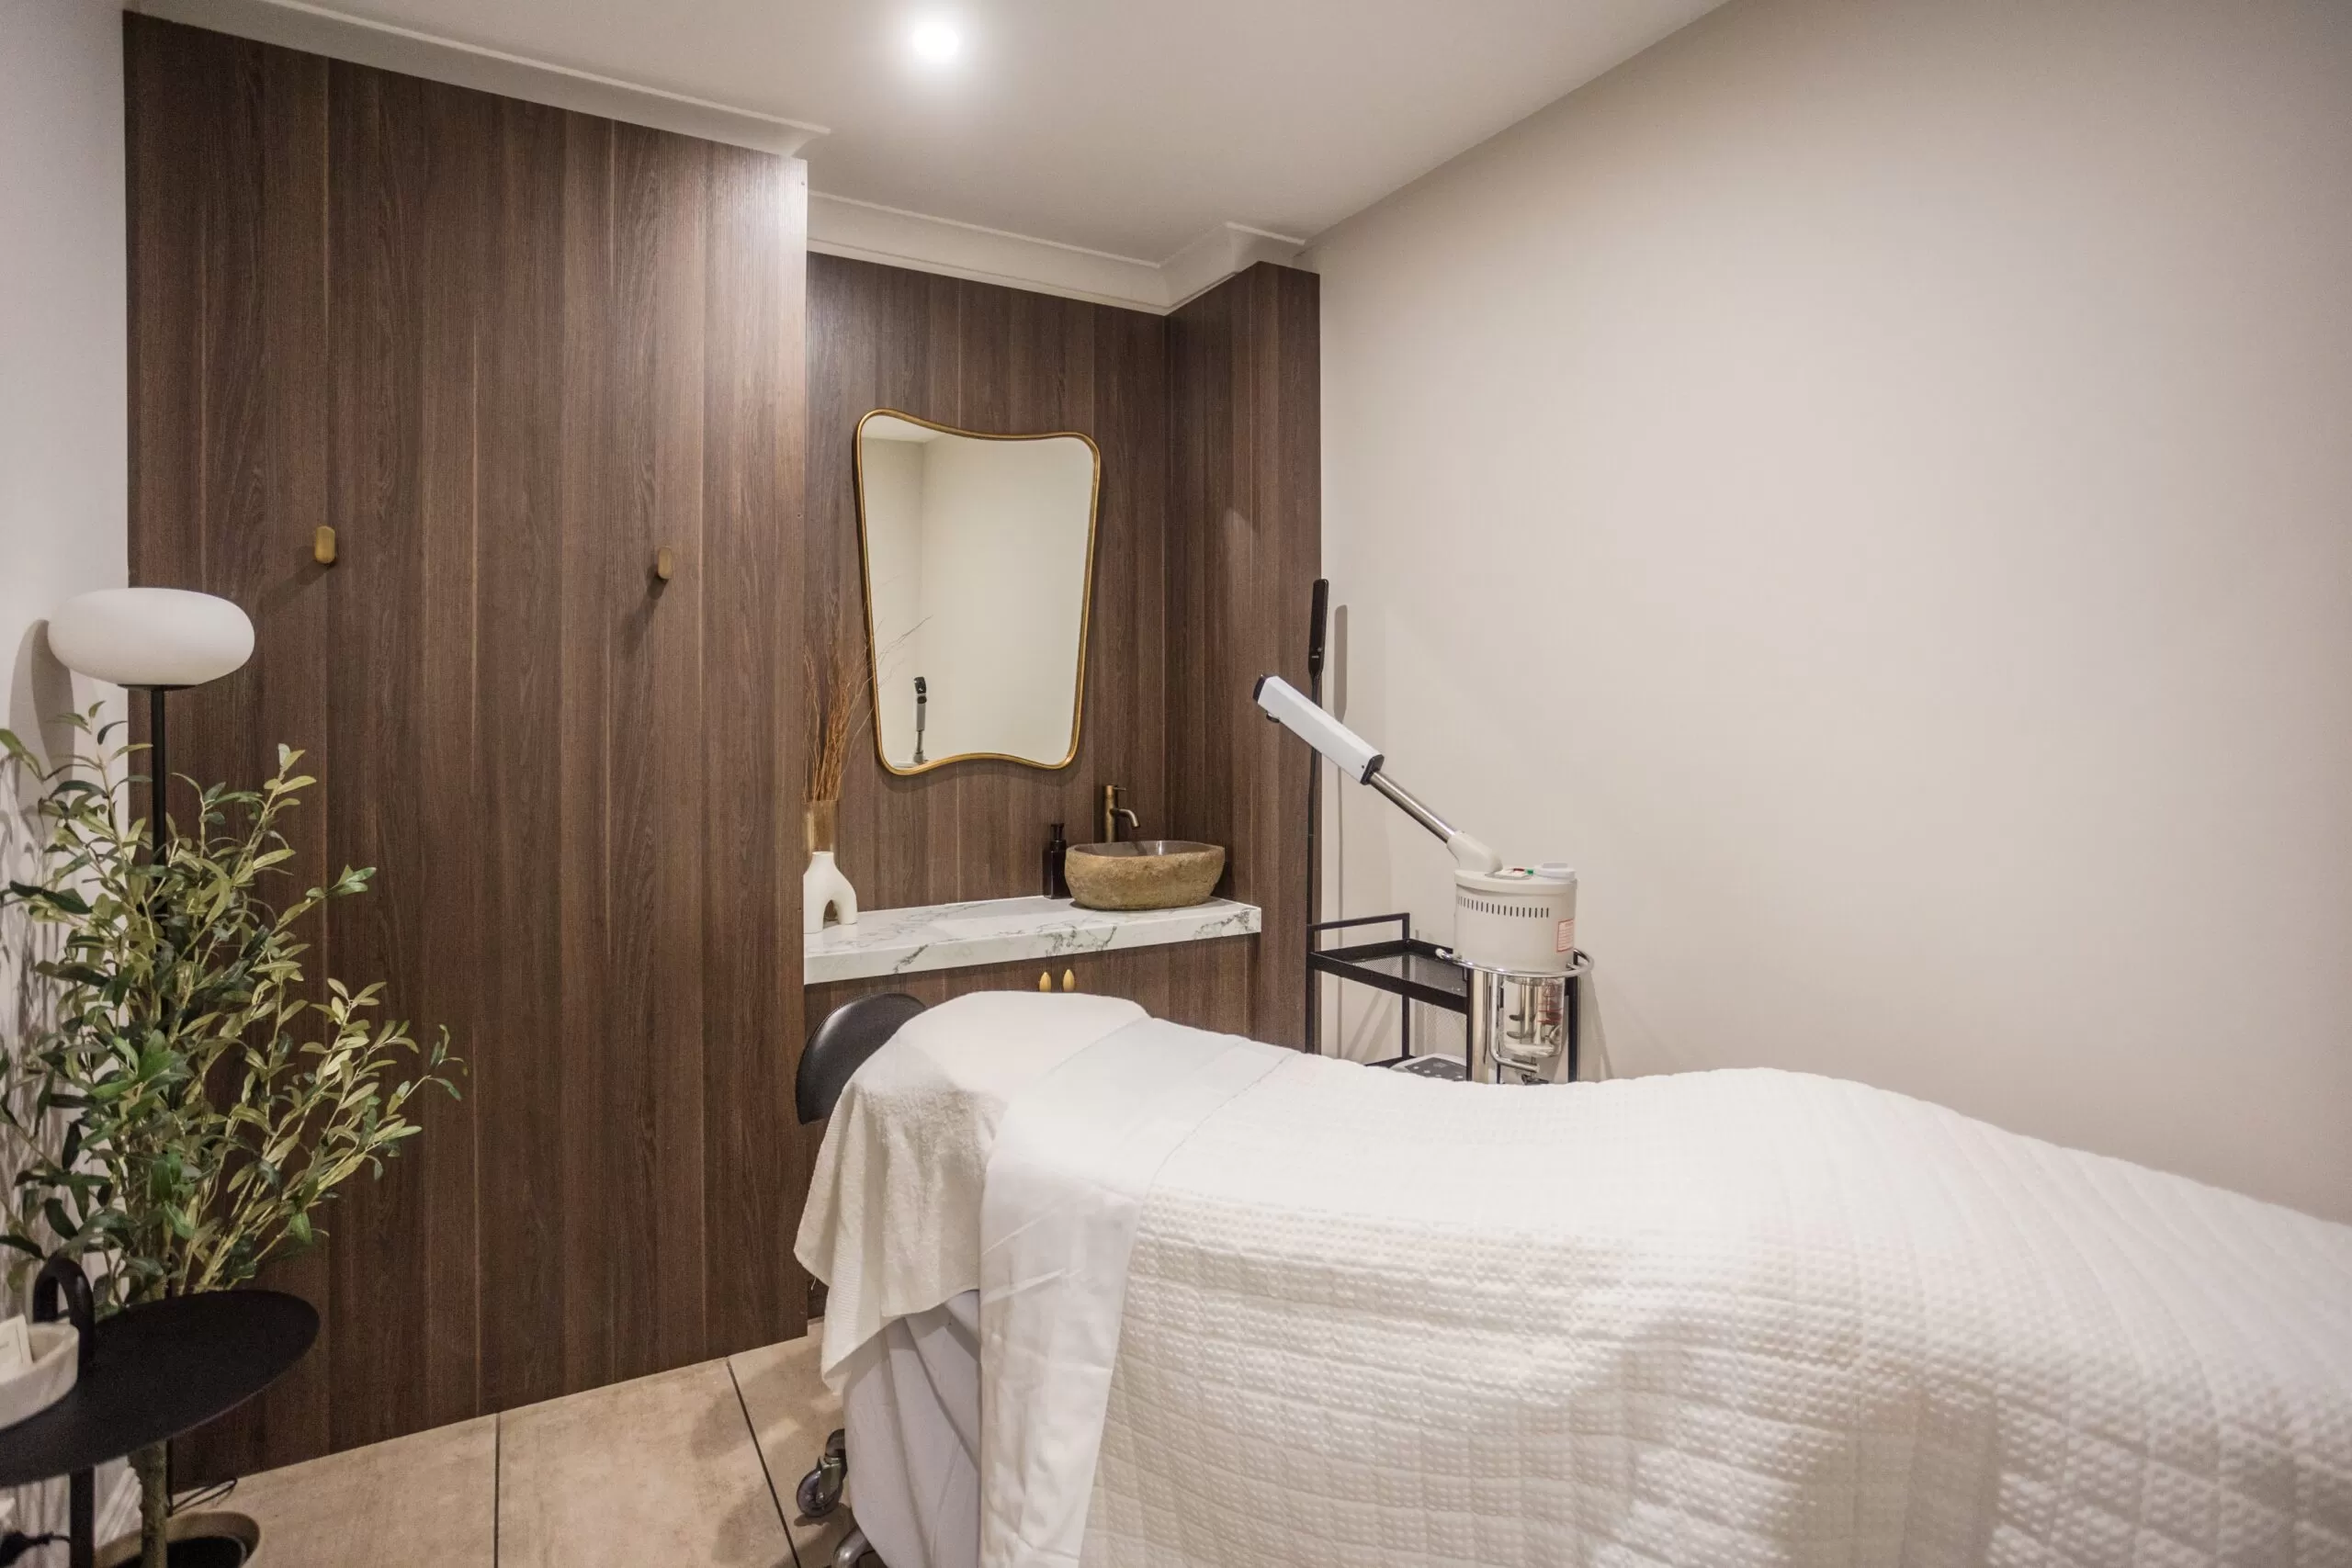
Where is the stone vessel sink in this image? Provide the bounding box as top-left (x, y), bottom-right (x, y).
top-left (1064, 840), bottom-right (1226, 910)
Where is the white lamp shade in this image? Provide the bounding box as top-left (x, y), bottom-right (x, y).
top-left (46, 588), bottom-right (254, 688)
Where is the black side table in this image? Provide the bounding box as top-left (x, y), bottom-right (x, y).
top-left (0, 1260), bottom-right (316, 1568)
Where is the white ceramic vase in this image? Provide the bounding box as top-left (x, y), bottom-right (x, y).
top-left (802, 799), bottom-right (858, 936)
top-left (803, 850), bottom-right (859, 937)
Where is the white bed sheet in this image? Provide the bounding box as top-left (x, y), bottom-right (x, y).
top-left (1088, 1055), bottom-right (2352, 1568)
top-left (843, 1292), bottom-right (983, 1568)
top-left (800, 996), bottom-right (2352, 1568)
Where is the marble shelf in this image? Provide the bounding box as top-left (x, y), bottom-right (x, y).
top-left (803, 894), bottom-right (1261, 986)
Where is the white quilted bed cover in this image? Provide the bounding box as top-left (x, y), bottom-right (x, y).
top-left (1083, 1057), bottom-right (2352, 1568)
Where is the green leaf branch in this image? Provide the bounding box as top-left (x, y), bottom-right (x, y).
top-left (0, 709), bottom-right (460, 1311)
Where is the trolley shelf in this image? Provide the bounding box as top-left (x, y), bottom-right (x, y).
top-left (1310, 912), bottom-right (1464, 1069)
top-left (1306, 934), bottom-right (1470, 1014)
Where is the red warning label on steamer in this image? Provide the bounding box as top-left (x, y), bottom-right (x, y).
top-left (1556, 918), bottom-right (1577, 954)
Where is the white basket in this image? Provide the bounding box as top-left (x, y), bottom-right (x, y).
top-left (0, 1322), bottom-right (80, 1429)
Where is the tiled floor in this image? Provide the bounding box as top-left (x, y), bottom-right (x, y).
top-left (225, 1332), bottom-right (857, 1568)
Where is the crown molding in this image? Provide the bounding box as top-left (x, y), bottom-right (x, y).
top-left (807, 196), bottom-right (1168, 312)
top-left (808, 196), bottom-right (1308, 316)
top-left (1158, 222), bottom-right (1314, 310)
top-left (129, 0), bottom-right (826, 158)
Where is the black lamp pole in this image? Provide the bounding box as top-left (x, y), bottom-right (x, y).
top-left (142, 685), bottom-right (176, 854)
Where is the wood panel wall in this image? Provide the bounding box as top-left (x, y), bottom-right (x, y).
top-left (126, 17), bottom-right (808, 1481)
top-left (1167, 264), bottom-right (1323, 1046)
top-left (806, 254), bottom-right (1171, 908)
top-left (805, 256), bottom-right (1322, 1050)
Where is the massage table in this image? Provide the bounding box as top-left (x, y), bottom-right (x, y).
top-left (796, 991), bottom-right (2352, 1568)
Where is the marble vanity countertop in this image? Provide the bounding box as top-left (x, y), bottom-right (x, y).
top-left (804, 895), bottom-right (1261, 985)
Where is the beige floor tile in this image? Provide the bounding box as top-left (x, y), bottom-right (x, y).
top-left (730, 1331), bottom-right (857, 1565)
top-left (496, 1358), bottom-right (790, 1568)
top-left (228, 1413), bottom-right (496, 1568)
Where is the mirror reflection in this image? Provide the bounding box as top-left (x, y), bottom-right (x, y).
top-left (856, 410), bottom-right (1100, 773)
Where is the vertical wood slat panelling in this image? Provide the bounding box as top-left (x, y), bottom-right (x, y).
top-left (319, 55), bottom-right (415, 1455)
top-left (1166, 264), bottom-right (1322, 1047)
top-left (244, 36), bottom-right (340, 1466)
top-left (602, 118), bottom-right (710, 1388)
top-left (320, 57), bottom-right (491, 1459)
top-left (702, 150), bottom-right (808, 1359)
top-left (804, 255), bottom-right (1175, 912)
top-left (478, 92), bottom-right (570, 1416)
top-left (411, 80), bottom-right (496, 1446)
top-left (128, 16), bottom-right (808, 1482)
top-left (127, 23), bottom-right (338, 1477)
top-left (550, 110), bottom-right (616, 1410)
top-left (1259, 267), bottom-right (1323, 1047)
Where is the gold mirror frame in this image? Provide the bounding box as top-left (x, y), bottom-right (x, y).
top-left (853, 407), bottom-right (1103, 776)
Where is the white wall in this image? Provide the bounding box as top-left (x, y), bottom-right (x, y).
top-left (3, 0), bottom-right (128, 769)
top-left (1311, 0), bottom-right (2352, 1219)
top-left (1, 0), bottom-right (130, 1541)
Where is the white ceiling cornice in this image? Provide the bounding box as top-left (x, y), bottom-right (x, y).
top-left (808, 197), bottom-right (1306, 316)
top-left (131, 0), bottom-right (827, 158)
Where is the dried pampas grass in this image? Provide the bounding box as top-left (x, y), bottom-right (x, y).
top-left (805, 602), bottom-right (870, 802)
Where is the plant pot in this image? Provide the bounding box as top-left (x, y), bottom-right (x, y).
top-left (0, 1321), bottom-right (78, 1429)
top-left (96, 1510), bottom-right (260, 1568)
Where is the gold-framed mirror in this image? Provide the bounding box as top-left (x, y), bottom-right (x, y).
top-left (854, 409), bottom-right (1102, 774)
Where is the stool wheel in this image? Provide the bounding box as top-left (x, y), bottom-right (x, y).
top-left (797, 1427), bottom-right (847, 1518)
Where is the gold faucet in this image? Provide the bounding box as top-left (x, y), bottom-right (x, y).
top-left (1101, 784), bottom-right (1140, 844)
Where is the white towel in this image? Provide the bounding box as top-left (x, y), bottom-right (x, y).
top-left (978, 1020), bottom-right (1288, 1568)
top-left (796, 990), bottom-right (1146, 1389)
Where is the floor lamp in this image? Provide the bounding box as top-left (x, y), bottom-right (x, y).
top-left (45, 588), bottom-right (255, 852)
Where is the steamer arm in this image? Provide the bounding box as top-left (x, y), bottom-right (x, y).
top-left (1254, 674), bottom-right (1583, 1083)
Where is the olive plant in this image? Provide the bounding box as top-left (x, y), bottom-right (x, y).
top-left (0, 712), bottom-right (457, 1567)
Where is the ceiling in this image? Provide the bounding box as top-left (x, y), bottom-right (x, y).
top-left (219, 0), bottom-right (1726, 264)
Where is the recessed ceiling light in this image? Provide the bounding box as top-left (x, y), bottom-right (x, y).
top-left (910, 16), bottom-right (963, 65)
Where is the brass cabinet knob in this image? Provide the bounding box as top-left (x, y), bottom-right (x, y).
top-left (654, 546), bottom-right (675, 581)
top-left (313, 525), bottom-right (337, 565)
top-left (1062, 969), bottom-right (1076, 992)
top-left (1037, 971), bottom-right (1051, 993)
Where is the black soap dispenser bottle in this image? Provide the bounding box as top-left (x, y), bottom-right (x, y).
top-left (1043, 822), bottom-right (1069, 899)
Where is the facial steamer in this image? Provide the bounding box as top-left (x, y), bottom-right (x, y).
top-left (1256, 676), bottom-right (1582, 1085)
